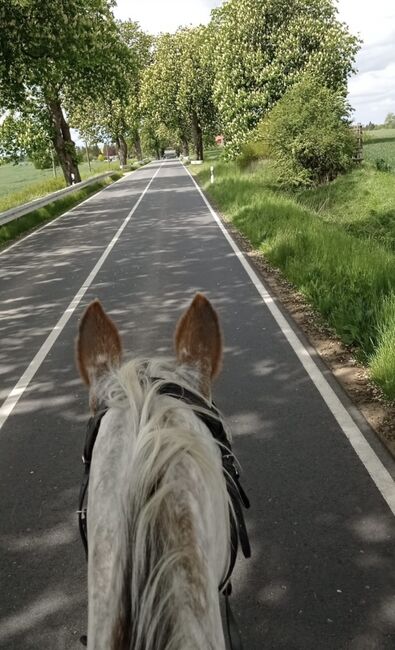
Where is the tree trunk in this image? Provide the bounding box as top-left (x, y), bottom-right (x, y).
top-left (47, 98), bottom-right (81, 185)
top-left (117, 135), bottom-right (128, 167)
top-left (181, 137), bottom-right (189, 157)
top-left (191, 112), bottom-right (203, 161)
top-left (134, 131), bottom-right (143, 160)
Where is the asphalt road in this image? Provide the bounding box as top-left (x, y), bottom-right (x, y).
top-left (0, 161), bottom-right (395, 650)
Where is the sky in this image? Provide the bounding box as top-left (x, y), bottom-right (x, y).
top-left (114, 0), bottom-right (395, 125)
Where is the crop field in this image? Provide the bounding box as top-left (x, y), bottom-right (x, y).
top-left (363, 128), bottom-right (395, 168)
top-left (0, 160), bottom-right (120, 211)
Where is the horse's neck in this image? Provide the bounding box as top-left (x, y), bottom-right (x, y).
top-left (86, 404), bottom-right (228, 650)
top-left (170, 575), bottom-right (226, 650)
top-left (154, 465), bottom-right (227, 650)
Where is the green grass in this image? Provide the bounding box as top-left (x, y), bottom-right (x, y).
top-left (288, 166), bottom-right (395, 251)
top-left (0, 160), bottom-right (123, 211)
top-left (203, 147), bottom-right (224, 161)
top-left (364, 128), bottom-right (395, 142)
top-left (193, 157), bottom-right (395, 399)
top-left (370, 295), bottom-right (395, 397)
top-left (0, 172), bottom-right (122, 247)
top-left (0, 176), bottom-right (66, 212)
top-left (363, 128), bottom-right (395, 169)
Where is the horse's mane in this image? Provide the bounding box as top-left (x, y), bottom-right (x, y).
top-left (96, 358), bottom-right (231, 650)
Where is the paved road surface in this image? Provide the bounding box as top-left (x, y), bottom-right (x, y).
top-left (0, 161), bottom-right (394, 650)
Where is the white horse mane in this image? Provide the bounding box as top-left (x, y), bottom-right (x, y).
top-left (87, 358), bottom-right (232, 650)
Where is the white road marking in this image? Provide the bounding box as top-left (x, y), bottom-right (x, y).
top-left (0, 164), bottom-right (156, 257)
top-left (184, 162), bottom-right (395, 517)
top-left (0, 164), bottom-right (162, 432)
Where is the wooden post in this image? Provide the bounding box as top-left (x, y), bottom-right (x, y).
top-left (50, 147), bottom-right (57, 178)
top-left (352, 123), bottom-right (363, 164)
top-left (85, 142), bottom-right (92, 172)
top-left (356, 123), bottom-right (363, 163)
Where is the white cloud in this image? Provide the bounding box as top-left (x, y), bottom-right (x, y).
top-left (114, 0), bottom-right (395, 125)
top-left (337, 0), bottom-right (395, 124)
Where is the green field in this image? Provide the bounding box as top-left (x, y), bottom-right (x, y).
top-left (0, 160), bottom-right (122, 211)
top-left (192, 154), bottom-right (395, 399)
top-left (0, 173), bottom-right (122, 248)
top-left (363, 128), bottom-right (395, 168)
top-left (0, 160), bottom-right (119, 197)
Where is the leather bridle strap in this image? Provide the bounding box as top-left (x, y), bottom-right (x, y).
top-left (224, 583), bottom-right (244, 650)
top-left (78, 408), bottom-right (108, 559)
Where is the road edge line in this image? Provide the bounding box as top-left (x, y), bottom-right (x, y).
top-left (0, 163), bottom-right (157, 257)
top-left (183, 162), bottom-right (395, 517)
top-left (0, 164), bottom-right (162, 432)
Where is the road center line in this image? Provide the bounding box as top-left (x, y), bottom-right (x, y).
top-left (0, 164), bottom-right (162, 433)
top-left (183, 162), bottom-right (395, 517)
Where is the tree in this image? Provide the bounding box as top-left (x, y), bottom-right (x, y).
top-left (0, 109), bottom-right (57, 169)
top-left (260, 74), bottom-right (357, 185)
top-left (67, 20), bottom-right (152, 166)
top-left (210, 0), bottom-right (360, 158)
top-left (141, 33), bottom-right (189, 155)
top-left (0, 1), bottom-right (127, 184)
top-left (176, 27), bottom-right (218, 160)
top-left (139, 120), bottom-right (177, 159)
top-left (384, 113), bottom-right (395, 129)
top-left (141, 27), bottom-right (217, 160)
top-left (119, 20), bottom-right (153, 160)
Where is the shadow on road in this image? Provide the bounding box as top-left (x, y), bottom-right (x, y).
top-left (0, 162), bottom-right (394, 649)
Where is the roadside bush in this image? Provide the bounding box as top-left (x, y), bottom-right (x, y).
top-left (238, 139), bottom-right (270, 169)
top-left (260, 74), bottom-right (357, 186)
top-left (31, 153), bottom-right (53, 170)
top-left (375, 158), bottom-right (392, 172)
top-left (31, 150), bottom-right (59, 170)
top-left (97, 153), bottom-right (105, 161)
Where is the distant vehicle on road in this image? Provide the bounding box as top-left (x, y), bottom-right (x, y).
top-left (163, 149), bottom-right (177, 159)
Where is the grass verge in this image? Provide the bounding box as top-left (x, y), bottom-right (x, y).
top-left (0, 172), bottom-right (122, 248)
top-left (0, 160), bottom-right (135, 212)
top-left (290, 166), bottom-right (395, 251)
top-left (192, 158), bottom-right (395, 400)
top-left (370, 295), bottom-right (395, 398)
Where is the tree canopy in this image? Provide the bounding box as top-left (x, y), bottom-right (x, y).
top-left (141, 26), bottom-right (217, 160)
top-left (384, 113), bottom-right (395, 129)
top-left (260, 73), bottom-right (357, 185)
top-left (0, 0), bottom-right (361, 170)
top-left (210, 0), bottom-right (360, 157)
top-left (67, 20), bottom-right (153, 165)
top-left (0, 0), bottom-right (127, 183)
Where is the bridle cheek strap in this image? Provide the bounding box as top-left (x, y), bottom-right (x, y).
top-left (78, 408), bottom-right (108, 560)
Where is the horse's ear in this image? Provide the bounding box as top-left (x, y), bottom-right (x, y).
top-left (175, 293), bottom-right (223, 393)
top-left (76, 300), bottom-right (122, 387)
